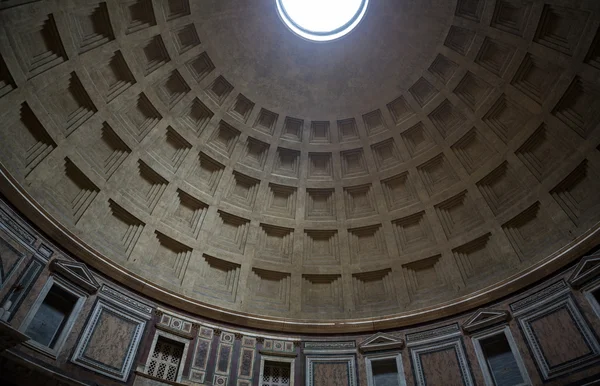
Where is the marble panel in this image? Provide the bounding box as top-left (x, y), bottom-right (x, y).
top-left (71, 299), bottom-right (146, 381)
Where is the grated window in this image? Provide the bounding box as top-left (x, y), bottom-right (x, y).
top-left (262, 361), bottom-right (291, 386)
top-left (147, 337), bottom-right (184, 382)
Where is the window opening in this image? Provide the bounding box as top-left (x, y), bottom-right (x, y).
top-left (24, 284), bottom-right (78, 348)
top-left (147, 337), bottom-right (184, 382)
top-left (480, 333), bottom-right (525, 386)
top-left (262, 360), bottom-right (291, 386)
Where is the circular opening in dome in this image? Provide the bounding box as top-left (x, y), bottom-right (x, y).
top-left (276, 0), bottom-right (369, 42)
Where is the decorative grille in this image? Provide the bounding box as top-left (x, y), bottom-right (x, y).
top-left (147, 337), bottom-right (184, 382)
top-left (262, 361), bottom-right (291, 386)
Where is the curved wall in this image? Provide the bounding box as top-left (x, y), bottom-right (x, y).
top-left (1, 0), bottom-right (600, 331)
top-left (1, 196), bottom-right (600, 386)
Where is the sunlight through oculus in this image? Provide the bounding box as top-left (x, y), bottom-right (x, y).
top-left (276, 0), bottom-right (369, 42)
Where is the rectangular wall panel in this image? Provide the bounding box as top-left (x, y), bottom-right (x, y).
top-left (516, 294), bottom-right (600, 380)
top-left (306, 355), bottom-right (357, 386)
top-left (71, 299), bottom-right (147, 381)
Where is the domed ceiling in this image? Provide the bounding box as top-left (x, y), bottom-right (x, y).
top-left (0, 0), bottom-right (600, 332)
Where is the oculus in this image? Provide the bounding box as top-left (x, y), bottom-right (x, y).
top-left (276, 0), bottom-right (369, 42)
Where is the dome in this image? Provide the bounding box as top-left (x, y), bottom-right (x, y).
top-left (1, 0), bottom-right (600, 333)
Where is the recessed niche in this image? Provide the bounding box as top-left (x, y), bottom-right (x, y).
top-left (309, 121), bottom-right (331, 143)
top-left (491, 0), bottom-right (532, 37)
top-left (0, 102), bottom-right (56, 177)
top-left (455, 0), bottom-right (485, 21)
top-left (122, 160), bottom-right (169, 214)
top-left (42, 71), bottom-right (97, 137)
top-left (186, 52), bottom-right (215, 83)
top-left (211, 211), bottom-right (250, 255)
top-left (305, 188), bottom-right (336, 220)
top-left (352, 269), bottom-right (397, 311)
top-left (371, 138), bottom-right (402, 171)
top-left (195, 254), bottom-right (240, 303)
top-left (171, 23), bottom-right (200, 54)
top-left (205, 75), bottom-right (233, 105)
top-left (410, 78), bottom-right (438, 107)
top-left (229, 94), bottom-right (255, 123)
top-left (387, 97), bottom-right (415, 126)
top-left (266, 183), bottom-right (297, 219)
top-left (401, 122), bottom-right (437, 157)
top-left (429, 99), bottom-right (466, 138)
top-left (207, 121), bottom-right (240, 158)
top-left (392, 211), bottom-right (435, 253)
top-left (164, 0), bottom-right (190, 20)
top-left (256, 224), bottom-right (294, 264)
top-left (254, 108), bottom-right (278, 135)
top-left (178, 98), bottom-right (213, 135)
top-left (534, 5), bottom-right (589, 56)
top-left (301, 274), bottom-right (343, 313)
top-left (69, 2), bottom-right (114, 54)
top-left (225, 171), bottom-right (260, 210)
top-left (477, 161), bottom-right (526, 216)
top-left (429, 54), bottom-right (458, 85)
top-left (137, 35), bottom-right (170, 75)
top-left (511, 54), bottom-right (563, 104)
top-left (240, 137), bottom-right (269, 171)
top-left (7, 13), bottom-right (67, 79)
top-left (118, 93), bottom-right (162, 143)
top-left (150, 126), bottom-right (191, 173)
top-left (164, 189), bottom-right (208, 239)
top-left (0, 54), bottom-right (16, 98)
top-left (444, 25), bottom-right (475, 56)
top-left (502, 202), bottom-right (552, 261)
top-left (341, 148), bottom-right (368, 178)
top-left (364, 109), bottom-right (388, 135)
top-left (417, 154), bottom-right (458, 197)
top-left (122, 0), bottom-right (156, 34)
top-left (454, 71), bottom-right (493, 112)
top-left (142, 231), bottom-right (191, 283)
top-left (303, 230), bottom-right (340, 265)
top-left (434, 191), bottom-right (483, 239)
top-left (185, 152), bottom-right (225, 196)
top-left (78, 122), bottom-right (130, 180)
top-left (451, 127), bottom-right (496, 174)
top-left (308, 152), bottom-right (333, 180)
top-left (475, 37), bottom-right (515, 77)
top-left (483, 94), bottom-right (531, 144)
top-left (381, 172), bottom-right (418, 211)
top-left (272, 147), bottom-right (300, 178)
top-left (89, 50), bottom-right (135, 102)
top-left (281, 116), bottom-right (303, 141)
top-left (247, 268), bottom-right (291, 311)
top-left (348, 224), bottom-right (388, 263)
top-left (337, 118), bottom-right (359, 142)
top-left (344, 184), bottom-right (378, 219)
top-left (153, 70), bottom-right (190, 110)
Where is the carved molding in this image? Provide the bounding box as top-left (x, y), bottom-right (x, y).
top-left (461, 308), bottom-right (510, 333)
top-left (358, 332), bottom-right (405, 353)
top-left (568, 253), bottom-right (600, 289)
top-left (49, 259), bottom-right (99, 293)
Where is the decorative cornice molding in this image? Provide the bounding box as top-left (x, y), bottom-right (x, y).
top-left (358, 332), bottom-right (405, 353)
top-left (568, 253), bottom-right (600, 289)
top-left (461, 309), bottom-right (510, 333)
top-left (258, 349), bottom-right (297, 358)
top-left (49, 259), bottom-right (99, 294)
